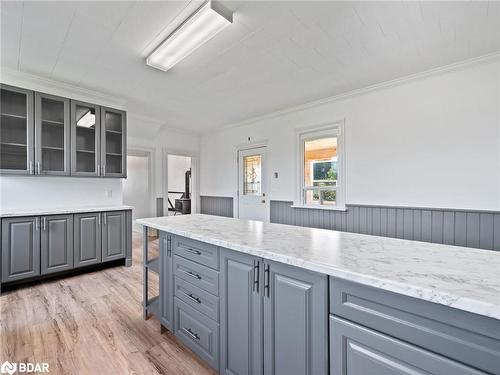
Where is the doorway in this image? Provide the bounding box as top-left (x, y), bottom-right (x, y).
top-left (167, 154), bottom-right (192, 215)
top-left (123, 150), bottom-right (154, 232)
top-left (237, 146), bottom-right (269, 222)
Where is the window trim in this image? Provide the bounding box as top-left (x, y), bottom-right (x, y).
top-left (296, 121), bottom-right (346, 210)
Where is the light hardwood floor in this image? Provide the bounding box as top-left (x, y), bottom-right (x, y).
top-left (0, 233), bottom-right (217, 375)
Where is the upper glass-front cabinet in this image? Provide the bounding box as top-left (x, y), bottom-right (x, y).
top-left (1, 85), bottom-right (126, 178)
top-left (101, 107), bottom-right (126, 178)
top-left (71, 100), bottom-right (101, 177)
top-left (35, 92), bottom-right (70, 175)
top-left (0, 84), bottom-right (34, 174)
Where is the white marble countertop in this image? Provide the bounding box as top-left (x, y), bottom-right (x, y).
top-left (0, 205), bottom-right (133, 218)
top-left (137, 214), bottom-right (500, 320)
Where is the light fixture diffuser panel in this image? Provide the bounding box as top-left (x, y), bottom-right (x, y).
top-left (146, 1), bottom-right (232, 71)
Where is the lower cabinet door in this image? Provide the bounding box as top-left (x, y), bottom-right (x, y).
top-left (40, 215), bottom-right (73, 275)
top-left (102, 211), bottom-right (126, 262)
top-left (160, 232), bottom-right (174, 331)
top-left (263, 259), bottom-right (328, 375)
top-left (220, 248), bottom-right (262, 375)
top-left (174, 298), bottom-right (219, 371)
top-left (74, 213), bottom-right (101, 268)
top-left (330, 316), bottom-right (487, 375)
top-left (1, 216), bottom-right (40, 282)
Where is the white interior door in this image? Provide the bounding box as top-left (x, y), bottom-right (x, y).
top-left (238, 146), bottom-right (269, 222)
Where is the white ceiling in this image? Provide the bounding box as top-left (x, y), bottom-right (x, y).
top-left (1, 1), bottom-right (499, 135)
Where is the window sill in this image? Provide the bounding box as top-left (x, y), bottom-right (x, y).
top-left (290, 204), bottom-right (347, 212)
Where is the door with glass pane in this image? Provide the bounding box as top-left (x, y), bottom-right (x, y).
top-left (71, 100), bottom-right (101, 176)
top-left (35, 93), bottom-right (70, 175)
top-left (238, 146), bottom-right (268, 222)
top-left (101, 107), bottom-right (126, 178)
top-left (0, 84), bottom-right (34, 175)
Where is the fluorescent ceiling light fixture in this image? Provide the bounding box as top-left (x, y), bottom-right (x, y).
top-left (146, 1), bottom-right (232, 71)
top-left (77, 111), bottom-right (95, 128)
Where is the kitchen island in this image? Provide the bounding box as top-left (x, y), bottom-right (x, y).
top-left (138, 214), bottom-right (500, 375)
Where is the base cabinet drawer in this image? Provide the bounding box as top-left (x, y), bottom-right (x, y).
top-left (330, 316), bottom-right (487, 375)
top-left (175, 277), bottom-right (219, 322)
top-left (174, 298), bottom-right (219, 371)
top-left (174, 255), bottom-right (219, 296)
top-left (173, 236), bottom-right (219, 270)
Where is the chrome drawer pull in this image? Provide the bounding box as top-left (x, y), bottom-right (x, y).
top-left (183, 291), bottom-right (201, 304)
top-left (182, 327), bottom-right (200, 341)
top-left (185, 247), bottom-right (202, 255)
top-left (182, 270), bottom-right (202, 280)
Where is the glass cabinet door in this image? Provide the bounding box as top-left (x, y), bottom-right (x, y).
top-left (35, 93), bottom-right (70, 175)
top-left (101, 107), bottom-right (126, 178)
top-left (0, 84), bottom-right (34, 174)
top-left (71, 100), bottom-right (100, 176)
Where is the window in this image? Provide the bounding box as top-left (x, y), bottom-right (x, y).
top-left (243, 154), bottom-right (262, 195)
top-left (298, 123), bottom-right (345, 209)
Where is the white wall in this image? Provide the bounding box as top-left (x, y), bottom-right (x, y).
top-left (200, 57), bottom-right (500, 211)
top-left (0, 176), bottom-right (122, 210)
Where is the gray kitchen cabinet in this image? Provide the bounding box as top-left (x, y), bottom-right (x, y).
top-left (35, 92), bottom-right (71, 175)
top-left (219, 248), bottom-right (328, 375)
top-left (100, 107), bottom-right (126, 178)
top-left (330, 277), bottom-right (500, 374)
top-left (263, 259), bottom-right (328, 375)
top-left (160, 231), bottom-right (174, 331)
top-left (174, 297), bottom-right (220, 370)
top-left (71, 100), bottom-right (101, 177)
top-left (40, 214), bottom-right (73, 275)
top-left (330, 316), bottom-right (486, 375)
top-left (220, 249), bottom-right (263, 375)
top-left (0, 84), bottom-right (34, 175)
top-left (1, 216), bottom-right (40, 282)
top-left (102, 210), bottom-right (126, 262)
top-left (74, 212), bottom-right (101, 267)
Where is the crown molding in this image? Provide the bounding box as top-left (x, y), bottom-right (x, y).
top-left (204, 52), bottom-right (500, 135)
top-left (0, 67), bottom-right (127, 108)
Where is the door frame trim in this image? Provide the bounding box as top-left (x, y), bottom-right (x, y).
top-left (127, 146), bottom-right (155, 232)
top-left (234, 140), bottom-right (269, 221)
top-left (162, 148), bottom-right (200, 216)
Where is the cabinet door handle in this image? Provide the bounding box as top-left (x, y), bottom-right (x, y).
top-left (253, 259), bottom-right (260, 292)
top-left (42, 217), bottom-right (46, 231)
top-left (98, 214), bottom-right (101, 225)
top-left (102, 164), bottom-right (106, 176)
top-left (264, 263), bottom-right (270, 298)
top-left (182, 270), bottom-right (202, 280)
top-left (35, 217), bottom-right (40, 231)
top-left (103, 214), bottom-right (107, 226)
top-left (182, 291), bottom-right (201, 304)
top-left (97, 164), bottom-right (100, 176)
top-left (185, 247), bottom-right (201, 255)
top-left (37, 161), bottom-right (41, 175)
top-left (182, 327), bottom-right (200, 341)
top-left (29, 161), bottom-right (33, 174)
